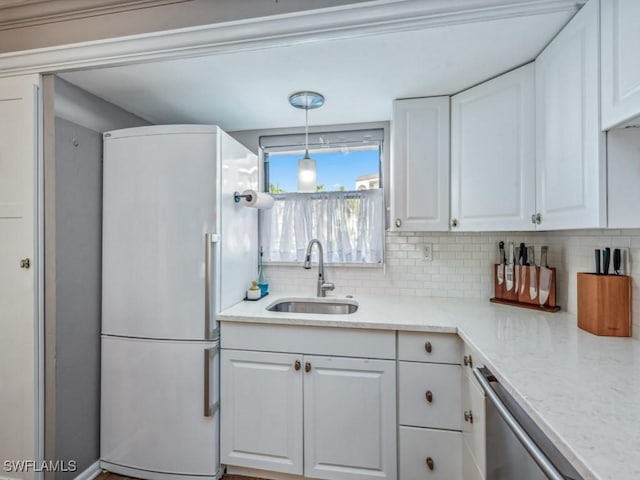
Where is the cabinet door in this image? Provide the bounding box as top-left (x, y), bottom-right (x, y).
top-left (391, 97), bottom-right (450, 231)
top-left (220, 349), bottom-right (303, 474)
top-left (0, 74), bottom-right (40, 480)
top-left (303, 356), bottom-right (397, 480)
top-left (535, 0), bottom-right (605, 230)
top-left (451, 64), bottom-right (535, 231)
top-left (601, 0), bottom-right (640, 129)
top-left (461, 371), bottom-right (486, 477)
top-left (607, 129), bottom-right (640, 228)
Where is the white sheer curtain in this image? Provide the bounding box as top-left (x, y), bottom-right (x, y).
top-left (260, 189), bottom-right (384, 264)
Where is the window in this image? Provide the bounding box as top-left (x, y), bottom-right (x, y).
top-left (260, 129), bottom-right (385, 265)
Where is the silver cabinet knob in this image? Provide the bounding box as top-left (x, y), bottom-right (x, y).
top-left (464, 410), bottom-right (474, 423)
top-left (451, 218), bottom-right (458, 227)
top-left (463, 355), bottom-right (473, 368)
top-left (395, 218), bottom-right (402, 228)
top-left (531, 213), bottom-right (541, 224)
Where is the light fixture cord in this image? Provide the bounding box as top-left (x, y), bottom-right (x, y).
top-left (304, 102), bottom-right (309, 158)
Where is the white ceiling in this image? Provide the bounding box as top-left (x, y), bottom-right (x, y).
top-left (60, 8), bottom-right (575, 132)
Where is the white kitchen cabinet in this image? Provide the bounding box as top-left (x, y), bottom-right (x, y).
top-left (391, 97), bottom-right (450, 231)
top-left (220, 323), bottom-right (397, 480)
top-left (397, 331), bottom-right (461, 364)
top-left (398, 426), bottom-right (462, 480)
top-left (451, 64), bottom-right (536, 231)
top-left (461, 369), bottom-right (486, 477)
top-left (535, 0), bottom-right (606, 230)
top-left (601, 0), bottom-right (640, 129)
top-left (304, 356), bottom-right (397, 480)
top-left (607, 128), bottom-right (640, 228)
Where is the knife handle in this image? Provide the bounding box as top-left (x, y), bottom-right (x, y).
top-left (595, 249), bottom-right (601, 275)
top-left (603, 248), bottom-right (611, 275)
top-left (613, 248), bottom-right (621, 275)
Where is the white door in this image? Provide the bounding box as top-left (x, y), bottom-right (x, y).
top-left (303, 356), bottom-right (397, 480)
top-left (601, 0), bottom-right (640, 129)
top-left (535, 0), bottom-right (605, 230)
top-left (102, 127), bottom-right (219, 340)
top-left (101, 336), bottom-right (219, 476)
top-left (391, 97), bottom-right (450, 231)
top-left (451, 64), bottom-right (536, 231)
top-left (220, 349), bottom-right (303, 475)
top-left (0, 74), bottom-right (40, 480)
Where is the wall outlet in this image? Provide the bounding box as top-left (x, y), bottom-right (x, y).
top-left (423, 244), bottom-right (433, 261)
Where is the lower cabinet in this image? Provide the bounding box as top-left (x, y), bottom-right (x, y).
top-left (399, 426), bottom-right (462, 480)
top-left (221, 346), bottom-right (397, 480)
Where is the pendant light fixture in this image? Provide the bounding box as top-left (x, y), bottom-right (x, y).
top-left (289, 91), bottom-right (324, 193)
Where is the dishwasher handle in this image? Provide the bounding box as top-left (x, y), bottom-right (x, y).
top-left (473, 367), bottom-right (567, 480)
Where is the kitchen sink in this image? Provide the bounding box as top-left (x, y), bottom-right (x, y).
top-left (266, 298), bottom-right (358, 315)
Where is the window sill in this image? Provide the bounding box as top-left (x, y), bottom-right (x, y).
top-left (264, 261), bottom-right (384, 269)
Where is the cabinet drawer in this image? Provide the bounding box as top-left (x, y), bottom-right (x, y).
top-left (398, 331), bottom-right (461, 364)
top-left (462, 369), bottom-right (486, 475)
top-left (221, 322), bottom-right (395, 359)
top-left (398, 362), bottom-right (462, 430)
top-left (398, 426), bottom-right (462, 480)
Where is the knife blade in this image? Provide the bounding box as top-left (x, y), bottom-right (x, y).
top-left (506, 242), bottom-right (514, 292)
top-left (539, 246), bottom-right (551, 306)
top-left (528, 246), bottom-right (537, 300)
top-left (614, 248), bottom-right (621, 275)
top-left (520, 243), bottom-right (527, 295)
top-left (497, 241), bottom-right (505, 285)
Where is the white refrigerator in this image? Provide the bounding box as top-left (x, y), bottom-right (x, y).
top-left (100, 125), bottom-right (258, 480)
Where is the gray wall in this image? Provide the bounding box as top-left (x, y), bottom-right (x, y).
top-left (53, 118), bottom-right (103, 478)
top-left (44, 75), bottom-right (149, 478)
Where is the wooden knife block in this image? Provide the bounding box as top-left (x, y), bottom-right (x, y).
top-left (491, 264), bottom-right (560, 312)
top-left (577, 273), bottom-right (631, 337)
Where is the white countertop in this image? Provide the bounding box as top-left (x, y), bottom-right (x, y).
top-left (218, 292), bottom-right (640, 480)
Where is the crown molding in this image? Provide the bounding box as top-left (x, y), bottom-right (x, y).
top-left (0, 0), bottom-right (187, 29)
top-left (0, 0), bottom-right (585, 77)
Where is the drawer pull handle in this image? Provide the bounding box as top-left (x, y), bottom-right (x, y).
top-left (305, 362), bottom-right (311, 373)
top-left (294, 360), bottom-right (301, 371)
top-left (464, 410), bottom-right (474, 423)
top-left (425, 390), bottom-right (433, 403)
top-left (463, 355), bottom-right (473, 368)
top-left (426, 457), bottom-right (434, 470)
top-left (424, 342), bottom-right (432, 354)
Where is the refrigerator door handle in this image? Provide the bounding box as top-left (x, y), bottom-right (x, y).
top-left (204, 233), bottom-right (221, 340)
top-left (203, 345), bottom-right (219, 417)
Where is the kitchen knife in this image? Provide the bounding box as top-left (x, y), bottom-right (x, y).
top-left (520, 243), bottom-right (527, 295)
top-left (528, 246), bottom-right (537, 300)
top-left (614, 248), bottom-right (621, 275)
top-left (595, 249), bottom-right (601, 274)
top-left (506, 242), bottom-right (514, 292)
top-left (603, 247), bottom-right (611, 275)
top-left (539, 246), bottom-right (551, 306)
top-left (514, 244), bottom-right (520, 293)
top-left (497, 241), bottom-right (505, 285)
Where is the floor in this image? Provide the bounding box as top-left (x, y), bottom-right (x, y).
top-left (97, 472), bottom-right (264, 480)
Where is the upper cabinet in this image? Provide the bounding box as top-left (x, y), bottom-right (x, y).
top-left (451, 64), bottom-right (536, 232)
top-left (601, 0), bottom-right (640, 129)
top-left (391, 97), bottom-right (450, 232)
top-left (535, 0), bottom-right (606, 230)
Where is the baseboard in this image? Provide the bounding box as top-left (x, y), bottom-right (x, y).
top-left (74, 461), bottom-right (101, 480)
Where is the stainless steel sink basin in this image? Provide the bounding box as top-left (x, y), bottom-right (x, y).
top-left (266, 298), bottom-right (358, 315)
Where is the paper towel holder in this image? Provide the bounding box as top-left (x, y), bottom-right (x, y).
top-left (234, 191), bottom-right (253, 204)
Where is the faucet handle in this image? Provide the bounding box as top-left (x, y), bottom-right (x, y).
top-left (321, 282), bottom-right (335, 295)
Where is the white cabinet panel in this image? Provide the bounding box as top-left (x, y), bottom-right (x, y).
top-left (461, 370), bottom-right (486, 477)
top-left (451, 64), bottom-right (536, 231)
top-left (398, 427), bottom-right (462, 480)
top-left (101, 336), bottom-right (219, 476)
top-left (607, 128), bottom-right (640, 228)
top-left (0, 74), bottom-right (40, 480)
top-left (397, 331), bottom-right (461, 364)
top-left (220, 349), bottom-right (303, 474)
top-left (391, 97), bottom-right (450, 231)
top-left (601, 0), bottom-right (640, 129)
top-left (304, 356), bottom-right (397, 480)
top-left (535, 0), bottom-right (605, 230)
top-left (398, 362), bottom-right (462, 430)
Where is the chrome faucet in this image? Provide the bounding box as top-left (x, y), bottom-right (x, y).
top-left (303, 239), bottom-right (335, 297)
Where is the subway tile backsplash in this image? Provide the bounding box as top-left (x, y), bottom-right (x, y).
top-left (264, 229), bottom-right (640, 340)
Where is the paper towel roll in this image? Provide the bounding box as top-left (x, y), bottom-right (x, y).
top-left (240, 189), bottom-right (274, 209)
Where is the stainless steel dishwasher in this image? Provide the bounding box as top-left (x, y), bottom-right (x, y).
top-left (473, 367), bottom-right (584, 480)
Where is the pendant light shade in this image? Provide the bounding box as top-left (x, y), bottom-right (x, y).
top-left (289, 91), bottom-right (324, 193)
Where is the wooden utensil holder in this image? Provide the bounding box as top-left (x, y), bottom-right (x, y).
top-left (577, 273), bottom-right (631, 336)
top-left (490, 264), bottom-right (560, 312)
